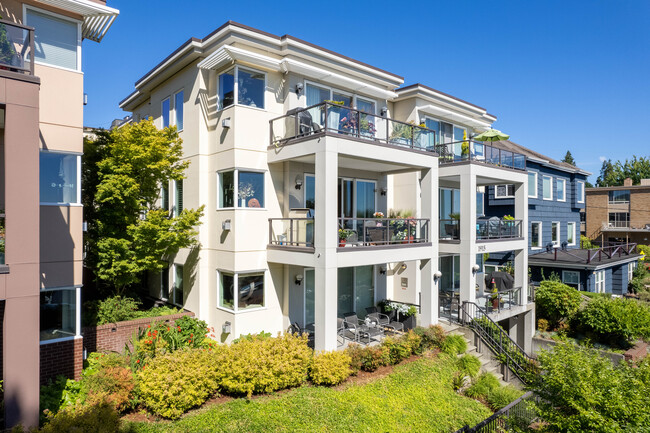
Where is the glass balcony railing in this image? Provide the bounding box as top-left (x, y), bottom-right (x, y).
top-left (270, 102), bottom-right (438, 152)
top-left (0, 19), bottom-right (34, 75)
top-left (338, 217), bottom-right (429, 247)
top-left (439, 219), bottom-right (459, 240)
top-left (476, 218), bottom-right (522, 240)
top-left (434, 140), bottom-right (526, 171)
top-left (268, 218), bottom-right (314, 248)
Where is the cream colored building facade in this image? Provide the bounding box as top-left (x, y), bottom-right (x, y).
top-left (120, 21), bottom-right (533, 352)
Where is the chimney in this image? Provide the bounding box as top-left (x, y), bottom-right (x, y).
top-left (624, 178), bottom-right (633, 186)
top-left (641, 179), bottom-right (650, 186)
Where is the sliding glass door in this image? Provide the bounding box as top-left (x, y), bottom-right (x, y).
top-left (337, 266), bottom-right (375, 318)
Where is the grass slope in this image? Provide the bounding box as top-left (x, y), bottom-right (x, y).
top-left (123, 354), bottom-right (491, 433)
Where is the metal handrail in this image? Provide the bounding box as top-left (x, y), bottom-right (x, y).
top-left (453, 391), bottom-right (537, 433)
top-left (476, 218), bottom-right (523, 240)
top-left (459, 301), bottom-right (536, 384)
top-left (435, 140), bottom-right (526, 171)
top-left (477, 287), bottom-right (522, 314)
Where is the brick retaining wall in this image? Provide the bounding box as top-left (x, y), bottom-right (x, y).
top-left (624, 341), bottom-right (648, 362)
top-left (40, 338), bottom-right (83, 385)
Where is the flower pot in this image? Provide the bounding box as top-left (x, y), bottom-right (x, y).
top-left (339, 239), bottom-right (346, 247)
top-left (491, 298), bottom-right (499, 309)
top-left (400, 315), bottom-right (416, 330)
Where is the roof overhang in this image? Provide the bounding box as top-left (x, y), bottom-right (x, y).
top-left (417, 104), bottom-right (492, 131)
top-left (37, 0), bottom-right (119, 42)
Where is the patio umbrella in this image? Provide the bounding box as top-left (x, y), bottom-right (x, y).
top-left (473, 128), bottom-right (510, 142)
top-left (486, 271), bottom-right (514, 291)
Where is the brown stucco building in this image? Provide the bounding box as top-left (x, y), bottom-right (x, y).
top-left (0, 0), bottom-right (117, 428)
top-left (585, 178), bottom-right (650, 245)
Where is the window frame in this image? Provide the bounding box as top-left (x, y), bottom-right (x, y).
top-left (577, 181), bottom-right (585, 204)
top-left (594, 270), bottom-right (605, 293)
top-left (217, 65), bottom-right (267, 111)
top-left (476, 186), bottom-right (485, 217)
top-left (217, 269), bottom-right (267, 313)
top-left (24, 5), bottom-right (82, 73)
top-left (567, 222), bottom-right (576, 246)
top-left (531, 221), bottom-right (542, 249)
top-left (39, 285), bottom-right (81, 345)
top-left (161, 97), bottom-right (170, 128)
top-left (173, 179), bottom-right (183, 217)
top-left (629, 262), bottom-right (636, 283)
top-left (217, 168), bottom-right (266, 210)
top-left (39, 150), bottom-right (82, 206)
top-left (557, 178), bottom-right (566, 202)
top-left (160, 265), bottom-right (169, 301)
top-left (542, 175), bottom-right (553, 201)
top-left (528, 172), bottom-right (538, 198)
top-left (173, 90), bottom-right (184, 131)
top-left (495, 184), bottom-right (515, 199)
top-left (608, 190), bottom-right (630, 204)
top-left (551, 221), bottom-right (560, 246)
top-left (562, 270), bottom-right (580, 288)
top-left (303, 79), bottom-right (377, 114)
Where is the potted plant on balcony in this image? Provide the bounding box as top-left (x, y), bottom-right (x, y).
top-left (380, 300), bottom-right (417, 330)
top-left (338, 228), bottom-right (353, 247)
top-left (490, 287), bottom-right (500, 310)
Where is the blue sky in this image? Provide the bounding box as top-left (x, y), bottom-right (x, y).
top-left (82, 0), bottom-right (649, 184)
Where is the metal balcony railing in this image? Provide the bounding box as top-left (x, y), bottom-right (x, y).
top-left (435, 140), bottom-right (526, 171)
top-left (0, 19), bottom-right (34, 75)
top-left (268, 218), bottom-right (314, 248)
top-left (269, 102), bottom-right (439, 152)
top-left (476, 218), bottom-right (523, 240)
top-left (338, 217), bottom-right (429, 247)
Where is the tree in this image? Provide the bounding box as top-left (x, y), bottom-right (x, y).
top-left (85, 119), bottom-right (204, 293)
top-left (596, 158), bottom-right (615, 187)
top-left (596, 156), bottom-right (650, 187)
top-left (561, 150), bottom-right (575, 166)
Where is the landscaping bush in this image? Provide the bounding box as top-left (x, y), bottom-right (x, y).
top-left (537, 318), bottom-right (549, 332)
top-left (464, 372), bottom-right (500, 399)
top-left (83, 365), bottom-right (134, 411)
top-left (83, 295), bottom-right (180, 327)
top-left (137, 347), bottom-right (226, 419)
top-left (402, 330), bottom-right (423, 355)
top-left (535, 280), bottom-right (582, 326)
top-left (310, 351), bottom-right (352, 386)
top-left (573, 297), bottom-right (650, 347)
top-left (219, 333), bottom-right (312, 397)
top-left (441, 334), bottom-right (467, 356)
top-left (382, 336), bottom-right (412, 364)
top-left (346, 344), bottom-right (389, 373)
top-left (413, 325), bottom-right (447, 350)
top-left (457, 354), bottom-right (481, 378)
top-left (485, 386), bottom-right (523, 410)
top-left (40, 402), bottom-right (120, 433)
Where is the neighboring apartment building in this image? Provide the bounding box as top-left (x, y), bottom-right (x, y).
top-left (0, 0), bottom-right (117, 428)
top-left (119, 21), bottom-right (534, 354)
top-left (586, 178), bottom-right (650, 245)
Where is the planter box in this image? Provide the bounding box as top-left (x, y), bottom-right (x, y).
top-left (400, 315), bottom-right (416, 331)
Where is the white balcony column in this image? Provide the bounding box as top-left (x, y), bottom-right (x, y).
top-left (459, 171), bottom-right (477, 304)
top-left (514, 182), bottom-right (528, 304)
top-left (420, 167), bottom-right (439, 326)
top-left (313, 149), bottom-right (339, 351)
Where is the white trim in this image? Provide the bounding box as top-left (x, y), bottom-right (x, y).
top-left (217, 269), bottom-right (267, 313)
top-left (594, 269), bottom-right (605, 293)
top-left (217, 168), bottom-right (266, 209)
top-left (33, 0), bottom-right (119, 42)
top-left (173, 89), bottom-right (184, 132)
top-left (161, 97), bottom-right (171, 128)
top-left (542, 175), bottom-right (553, 201)
top-left (562, 270), bottom-right (580, 286)
top-left (567, 222), bottom-right (576, 246)
top-left (628, 262), bottom-right (636, 282)
top-left (531, 221), bottom-right (542, 249)
top-left (75, 286), bottom-right (81, 337)
top-left (551, 221), bottom-right (560, 246)
top-left (39, 150), bottom-right (82, 205)
top-left (495, 184), bottom-right (515, 199)
top-left (557, 178), bottom-right (566, 202)
top-left (39, 335), bottom-right (81, 345)
top-left (528, 172), bottom-right (538, 199)
top-left (577, 181), bottom-right (585, 203)
top-left (303, 80), bottom-right (378, 113)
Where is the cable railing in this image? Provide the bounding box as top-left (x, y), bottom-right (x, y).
top-left (459, 301), bottom-right (537, 384)
top-left (453, 391), bottom-right (537, 433)
top-left (0, 19), bottom-right (34, 75)
top-left (434, 140), bottom-right (526, 171)
top-left (338, 217), bottom-right (429, 247)
top-left (269, 102), bottom-right (439, 152)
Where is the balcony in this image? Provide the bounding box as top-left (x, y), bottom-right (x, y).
top-left (268, 218), bottom-right (314, 250)
top-left (0, 20), bottom-right (34, 76)
top-left (338, 217), bottom-right (429, 248)
top-left (439, 219), bottom-right (459, 240)
top-left (438, 218), bottom-right (523, 241)
top-left (435, 140), bottom-right (526, 171)
top-left (270, 102), bottom-right (438, 153)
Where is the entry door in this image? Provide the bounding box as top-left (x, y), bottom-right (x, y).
top-left (337, 266), bottom-right (375, 319)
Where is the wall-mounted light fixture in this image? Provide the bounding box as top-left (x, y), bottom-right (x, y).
top-left (295, 175), bottom-right (303, 190)
top-left (222, 321), bottom-right (232, 334)
top-left (222, 219), bottom-right (231, 231)
top-left (295, 83), bottom-right (304, 95)
top-left (380, 187), bottom-right (387, 196)
top-left (295, 274), bottom-right (304, 285)
top-left (433, 271), bottom-right (442, 281)
top-left (379, 266), bottom-right (387, 275)
top-left (471, 264), bottom-right (480, 274)
top-left (380, 106), bottom-right (388, 117)
top-left (222, 117), bottom-right (231, 128)
top-left (400, 263), bottom-right (408, 271)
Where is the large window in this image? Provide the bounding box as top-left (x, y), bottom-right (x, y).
top-left (551, 221), bottom-right (560, 246)
top-left (595, 270), bottom-right (605, 293)
top-left (40, 151), bottom-right (80, 204)
top-left (219, 170), bottom-right (265, 208)
top-left (542, 175), bottom-right (553, 200)
top-left (172, 264), bottom-right (184, 306)
top-left (218, 271), bottom-right (265, 312)
top-left (557, 178), bottom-right (566, 202)
top-left (608, 212), bottom-right (629, 228)
top-left (608, 190), bottom-right (630, 204)
top-left (218, 67), bottom-right (265, 110)
top-left (162, 98), bottom-right (170, 128)
top-left (337, 266), bottom-right (375, 319)
top-left (174, 91), bottom-right (184, 131)
top-left (531, 222), bottom-right (542, 249)
top-left (476, 187), bottom-right (485, 216)
top-left (629, 262), bottom-right (636, 282)
top-left (528, 172), bottom-right (538, 198)
top-left (304, 174), bottom-right (315, 210)
top-left (40, 287), bottom-right (78, 342)
top-left (567, 222), bottom-right (576, 245)
top-left (577, 181), bottom-right (585, 203)
top-left (26, 8), bottom-right (79, 71)
top-left (495, 184), bottom-right (514, 198)
top-left (562, 271), bottom-right (580, 289)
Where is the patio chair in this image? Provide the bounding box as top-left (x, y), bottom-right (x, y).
top-left (343, 312), bottom-right (383, 344)
top-left (365, 306), bottom-right (404, 332)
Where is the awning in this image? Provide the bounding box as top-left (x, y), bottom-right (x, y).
top-left (35, 0), bottom-right (119, 42)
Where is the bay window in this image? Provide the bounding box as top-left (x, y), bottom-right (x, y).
top-left (595, 270), bottom-right (605, 293)
top-left (218, 169), bottom-right (265, 208)
top-left (40, 151), bottom-right (80, 204)
top-left (218, 67), bottom-right (265, 110)
top-left (218, 271), bottom-right (265, 312)
top-left (162, 97), bottom-right (170, 128)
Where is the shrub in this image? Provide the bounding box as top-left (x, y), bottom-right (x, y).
top-left (573, 297), bottom-right (650, 347)
top-left (40, 402), bottom-right (120, 433)
top-left (346, 344), bottom-right (389, 373)
top-left (457, 354), bottom-right (481, 378)
top-left (535, 280), bottom-right (582, 326)
top-left (83, 365), bottom-right (134, 411)
top-left (310, 351), bottom-right (352, 386)
top-left (414, 325), bottom-right (447, 350)
top-left (402, 330), bottom-right (423, 355)
top-left (451, 372), bottom-right (467, 391)
top-left (637, 244), bottom-right (650, 259)
top-left (137, 347), bottom-right (226, 419)
top-left (486, 386), bottom-right (523, 410)
top-left (464, 372), bottom-right (500, 399)
top-left (382, 336), bottom-right (412, 364)
top-left (96, 296), bottom-right (142, 325)
top-left (537, 318), bottom-right (549, 332)
top-left (441, 334), bottom-right (467, 356)
top-left (220, 333), bottom-right (312, 397)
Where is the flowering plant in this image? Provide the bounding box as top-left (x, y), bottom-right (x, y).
top-left (238, 183), bottom-right (255, 200)
top-left (373, 211), bottom-right (384, 218)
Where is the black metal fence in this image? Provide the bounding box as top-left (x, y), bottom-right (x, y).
top-left (453, 391), bottom-right (537, 433)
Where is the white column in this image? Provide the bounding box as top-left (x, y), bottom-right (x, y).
top-left (459, 170), bottom-right (477, 304)
top-left (420, 167), bottom-right (439, 326)
top-left (514, 181), bottom-right (528, 304)
top-left (314, 149), bottom-right (338, 351)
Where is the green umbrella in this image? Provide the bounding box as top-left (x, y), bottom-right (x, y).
top-left (473, 128), bottom-right (510, 142)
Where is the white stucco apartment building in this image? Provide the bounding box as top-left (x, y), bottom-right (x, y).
top-left (119, 21), bottom-right (534, 352)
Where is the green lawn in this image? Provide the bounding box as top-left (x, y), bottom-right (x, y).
top-left (123, 354), bottom-right (491, 433)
